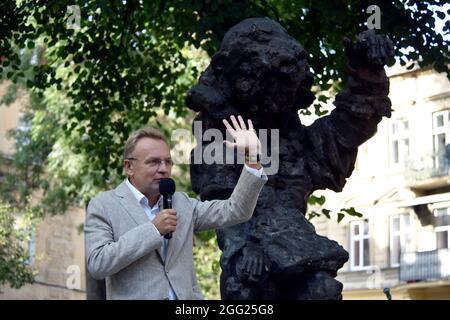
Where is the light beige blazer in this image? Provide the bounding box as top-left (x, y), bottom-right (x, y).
top-left (85, 167), bottom-right (267, 299)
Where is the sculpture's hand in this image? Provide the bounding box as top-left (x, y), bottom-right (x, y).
top-left (223, 115), bottom-right (261, 157)
top-left (239, 245), bottom-right (268, 284)
top-left (344, 29), bottom-right (395, 69)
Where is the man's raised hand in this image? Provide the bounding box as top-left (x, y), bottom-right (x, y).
top-left (222, 115), bottom-right (262, 157)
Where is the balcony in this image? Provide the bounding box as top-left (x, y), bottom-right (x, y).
top-left (400, 249), bottom-right (450, 282)
top-left (405, 152), bottom-right (450, 190)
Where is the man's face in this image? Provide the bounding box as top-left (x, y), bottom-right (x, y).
top-left (124, 137), bottom-right (172, 198)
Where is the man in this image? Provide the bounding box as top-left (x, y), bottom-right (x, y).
top-left (84, 115), bottom-right (267, 299)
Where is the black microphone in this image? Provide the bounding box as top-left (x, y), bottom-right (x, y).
top-left (159, 178), bottom-right (176, 239)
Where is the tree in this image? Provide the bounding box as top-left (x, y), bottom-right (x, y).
top-left (0, 0), bottom-right (448, 294)
top-left (0, 200), bottom-right (37, 289)
top-left (1, 0), bottom-right (448, 203)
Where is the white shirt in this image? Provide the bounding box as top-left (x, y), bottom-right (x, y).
top-left (125, 164), bottom-right (263, 299)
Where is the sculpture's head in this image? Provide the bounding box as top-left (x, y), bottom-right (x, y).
top-left (186, 17), bottom-right (315, 117)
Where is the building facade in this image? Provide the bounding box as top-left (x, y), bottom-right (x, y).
top-left (312, 65), bottom-right (450, 299)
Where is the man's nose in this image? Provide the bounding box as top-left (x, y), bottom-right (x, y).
top-left (157, 163), bottom-right (169, 173)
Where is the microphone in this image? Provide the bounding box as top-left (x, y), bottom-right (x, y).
top-left (159, 178), bottom-right (176, 239)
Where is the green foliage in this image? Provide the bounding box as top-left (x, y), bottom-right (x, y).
top-left (0, 82), bottom-right (20, 106)
top-left (307, 194), bottom-right (326, 206)
top-left (193, 230), bottom-right (221, 299)
top-left (307, 194), bottom-right (363, 222)
top-left (337, 212), bottom-right (346, 223)
top-left (0, 44), bottom-right (213, 290)
top-left (2, 1), bottom-right (449, 126)
top-left (2, 1), bottom-right (207, 196)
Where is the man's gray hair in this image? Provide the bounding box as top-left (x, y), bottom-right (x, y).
top-left (123, 127), bottom-right (168, 161)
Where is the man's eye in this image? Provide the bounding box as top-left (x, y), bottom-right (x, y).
top-left (145, 159), bottom-right (173, 166)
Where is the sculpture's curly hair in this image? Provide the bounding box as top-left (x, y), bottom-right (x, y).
top-left (186, 17), bottom-right (315, 118)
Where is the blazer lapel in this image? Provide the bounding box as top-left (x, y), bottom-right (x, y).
top-left (115, 179), bottom-right (165, 262)
top-left (115, 180), bottom-right (149, 225)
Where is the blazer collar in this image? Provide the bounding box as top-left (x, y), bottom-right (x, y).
top-left (114, 179), bottom-right (150, 226)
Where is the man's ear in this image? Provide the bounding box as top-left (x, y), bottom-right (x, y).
top-left (124, 160), bottom-right (133, 176)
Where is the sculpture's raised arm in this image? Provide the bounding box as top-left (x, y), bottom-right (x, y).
top-left (332, 30), bottom-right (395, 143)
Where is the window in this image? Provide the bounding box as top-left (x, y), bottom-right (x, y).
top-left (350, 220), bottom-right (370, 270)
top-left (390, 119), bottom-right (410, 167)
top-left (434, 207), bottom-right (450, 249)
top-left (432, 110), bottom-right (450, 170)
top-left (389, 214), bottom-right (413, 267)
top-left (24, 230), bottom-right (36, 265)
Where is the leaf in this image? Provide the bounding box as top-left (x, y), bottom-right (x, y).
top-left (343, 207), bottom-right (363, 217)
top-left (307, 195), bottom-right (317, 205)
top-left (307, 211), bottom-right (320, 221)
top-left (321, 208), bottom-right (331, 219)
top-left (406, 63), bottom-right (415, 70)
top-left (436, 11), bottom-right (445, 20)
top-left (337, 213), bottom-right (345, 223)
top-left (317, 195), bottom-right (326, 206)
top-left (318, 95), bottom-right (328, 103)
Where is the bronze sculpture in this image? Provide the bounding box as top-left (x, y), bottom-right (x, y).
top-left (186, 17), bottom-right (394, 299)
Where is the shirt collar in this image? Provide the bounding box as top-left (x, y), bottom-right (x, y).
top-left (126, 178), bottom-right (161, 208)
